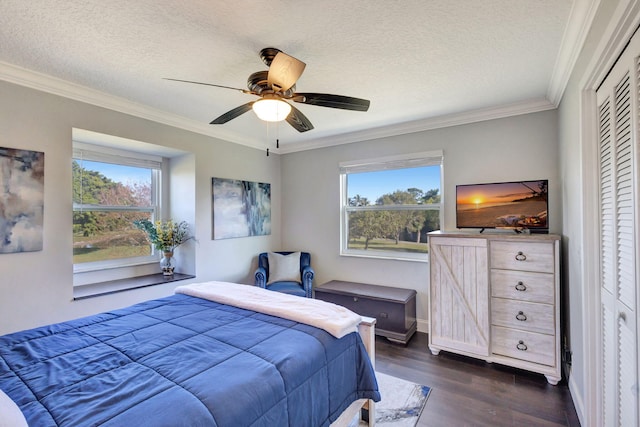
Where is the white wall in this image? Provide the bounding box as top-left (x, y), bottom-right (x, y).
top-left (0, 80), bottom-right (281, 335)
top-left (280, 109), bottom-right (559, 331)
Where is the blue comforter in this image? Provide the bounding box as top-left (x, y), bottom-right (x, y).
top-left (0, 294), bottom-right (380, 426)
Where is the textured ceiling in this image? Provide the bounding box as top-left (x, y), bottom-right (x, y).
top-left (0, 1), bottom-right (591, 153)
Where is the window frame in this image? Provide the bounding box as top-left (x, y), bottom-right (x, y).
top-left (72, 142), bottom-right (163, 273)
top-left (339, 150), bottom-right (443, 262)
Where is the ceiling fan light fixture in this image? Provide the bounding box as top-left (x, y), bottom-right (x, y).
top-left (252, 98), bottom-right (291, 122)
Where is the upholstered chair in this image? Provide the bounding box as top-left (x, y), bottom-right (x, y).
top-left (254, 251), bottom-right (314, 298)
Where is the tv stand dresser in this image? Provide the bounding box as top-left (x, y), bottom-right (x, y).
top-left (427, 231), bottom-right (561, 385)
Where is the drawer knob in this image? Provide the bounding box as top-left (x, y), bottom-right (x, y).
top-left (515, 281), bottom-right (527, 291)
top-left (515, 251), bottom-right (527, 261)
top-left (353, 297), bottom-right (358, 302)
top-left (516, 340), bottom-right (528, 351)
top-left (515, 311), bottom-right (527, 321)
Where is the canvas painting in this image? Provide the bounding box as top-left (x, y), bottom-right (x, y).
top-left (212, 178), bottom-right (271, 239)
top-left (0, 146), bottom-right (45, 253)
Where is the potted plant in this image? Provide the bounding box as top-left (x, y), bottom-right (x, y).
top-left (134, 219), bottom-right (192, 275)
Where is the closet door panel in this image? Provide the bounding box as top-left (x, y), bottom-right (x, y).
top-left (596, 34), bottom-right (640, 427)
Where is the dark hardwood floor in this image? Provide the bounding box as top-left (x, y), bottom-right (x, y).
top-left (374, 332), bottom-right (580, 427)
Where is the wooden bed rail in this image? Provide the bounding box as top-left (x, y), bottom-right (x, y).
top-left (331, 316), bottom-right (377, 427)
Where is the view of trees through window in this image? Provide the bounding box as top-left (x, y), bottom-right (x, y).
top-left (345, 165), bottom-right (441, 256)
top-left (72, 159), bottom-right (155, 264)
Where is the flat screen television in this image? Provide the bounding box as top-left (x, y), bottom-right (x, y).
top-left (456, 179), bottom-right (548, 233)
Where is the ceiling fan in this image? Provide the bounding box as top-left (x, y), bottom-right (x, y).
top-left (165, 47), bottom-right (370, 133)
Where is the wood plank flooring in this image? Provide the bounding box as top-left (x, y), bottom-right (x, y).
top-left (374, 332), bottom-right (580, 427)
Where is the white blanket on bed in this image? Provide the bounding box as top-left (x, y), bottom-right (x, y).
top-left (175, 281), bottom-right (361, 339)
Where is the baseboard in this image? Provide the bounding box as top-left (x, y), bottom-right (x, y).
top-left (417, 318), bottom-right (429, 333)
top-left (568, 373), bottom-right (586, 426)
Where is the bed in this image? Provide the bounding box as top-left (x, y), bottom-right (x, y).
top-left (0, 281), bottom-right (380, 426)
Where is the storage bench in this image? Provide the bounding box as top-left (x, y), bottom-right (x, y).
top-left (315, 280), bottom-right (417, 344)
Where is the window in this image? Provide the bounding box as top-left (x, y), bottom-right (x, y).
top-left (340, 151), bottom-right (443, 261)
top-left (72, 144), bottom-right (162, 272)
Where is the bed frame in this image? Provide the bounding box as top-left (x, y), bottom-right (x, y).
top-left (331, 316), bottom-right (376, 427)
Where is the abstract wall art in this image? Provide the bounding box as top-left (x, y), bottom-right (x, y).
top-left (0, 146), bottom-right (45, 253)
top-left (212, 177), bottom-right (271, 240)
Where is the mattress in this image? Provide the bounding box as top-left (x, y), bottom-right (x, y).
top-left (0, 292), bottom-right (380, 426)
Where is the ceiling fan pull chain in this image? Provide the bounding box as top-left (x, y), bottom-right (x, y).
top-left (265, 121), bottom-right (271, 156)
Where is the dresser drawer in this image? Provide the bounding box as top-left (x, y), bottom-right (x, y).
top-left (491, 326), bottom-right (555, 366)
top-left (491, 269), bottom-right (554, 304)
top-left (491, 298), bottom-right (554, 334)
top-left (490, 241), bottom-right (555, 273)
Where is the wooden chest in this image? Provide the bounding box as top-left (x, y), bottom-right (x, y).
top-left (315, 280), bottom-right (417, 344)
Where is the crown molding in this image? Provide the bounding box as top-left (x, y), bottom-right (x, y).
top-left (547, 0), bottom-right (601, 105)
top-left (1, 60), bottom-right (555, 156)
top-left (278, 98), bottom-right (556, 154)
top-left (0, 61), bottom-right (266, 151)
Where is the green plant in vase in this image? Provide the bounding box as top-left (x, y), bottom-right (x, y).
top-left (134, 219), bottom-right (192, 275)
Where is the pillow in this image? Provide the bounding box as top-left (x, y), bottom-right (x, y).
top-left (0, 390), bottom-right (28, 427)
top-left (267, 252), bottom-right (302, 284)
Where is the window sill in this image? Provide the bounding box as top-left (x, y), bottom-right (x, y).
top-left (340, 250), bottom-right (429, 263)
top-left (73, 273), bottom-right (195, 300)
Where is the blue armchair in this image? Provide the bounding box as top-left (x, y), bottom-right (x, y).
top-left (254, 251), bottom-right (314, 298)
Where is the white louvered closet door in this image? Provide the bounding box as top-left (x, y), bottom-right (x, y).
top-left (596, 30), bottom-right (640, 427)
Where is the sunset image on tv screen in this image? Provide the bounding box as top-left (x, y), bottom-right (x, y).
top-left (456, 180), bottom-right (548, 229)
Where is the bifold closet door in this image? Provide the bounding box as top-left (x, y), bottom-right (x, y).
top-left (596, 29), bottom-right (640, 427)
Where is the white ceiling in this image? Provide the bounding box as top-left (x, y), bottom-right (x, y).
top-left (0, 1), bottom-right (595, 153)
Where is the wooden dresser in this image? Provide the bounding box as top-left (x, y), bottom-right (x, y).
top-left (428, 231), bottom-right (561, 384)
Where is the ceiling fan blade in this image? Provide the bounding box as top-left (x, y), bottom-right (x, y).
top-left (286, 105), bottom-right (314, 132)
top-left (293, 93), bottom-right (370, 111)
top-left (164, 78), bottom-right (252, 94)
top-left (210, 102), bottom-right (255, 124)
top-left (267, 52), bottom-right (306, 92)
